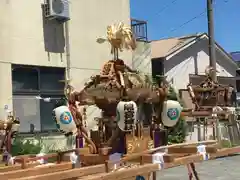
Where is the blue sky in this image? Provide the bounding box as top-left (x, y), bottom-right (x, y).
top-left (130, 0), bottom-right (239, 52)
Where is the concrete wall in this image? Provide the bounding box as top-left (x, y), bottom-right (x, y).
top-left (185, 123), bottom-right (231, 143)
top-left (164, 38), bottom-right (237, 90)
top-left (186, 124), bottom-right (214, 142)
top-left (132, 41), bottom-right (152, 74)
top-left (0, 0), bottom-right (132, 114)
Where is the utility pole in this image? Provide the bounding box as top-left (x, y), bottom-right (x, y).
top-left (207, 0), bottom-right (221, 143)
top-left (207, 0), bottom-right (217, 81)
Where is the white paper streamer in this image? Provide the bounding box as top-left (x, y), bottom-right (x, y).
top-left (8, 156), bottom-right (15, 165)
top-left (4, 151), bottom-right (13, 165)
top-left (109, 153), bottom-right (122, 169)
top-left (152, 152), bottom-right (165, 170)
top-left (36, 153), bottom-right (47, 164)
top-left (36, 96), bottom-right (52, 102)
top-left (43, 97), bottom-right (51, 102)
top-left (197, 144), bottom-right (209, 160)
top-left (35, 96), bottom-right (42, 100)
top-left (70, 152), bottom-right (78, 164)
top-left (11, 95), bottom-right (62, 102)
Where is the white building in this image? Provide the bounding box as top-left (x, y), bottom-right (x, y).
top-left (132, 33), bottom-right (238, 142)
top-left (0, 0), bottom-right (132, 133)
top-left (134, 33), bottom-right (238, 89)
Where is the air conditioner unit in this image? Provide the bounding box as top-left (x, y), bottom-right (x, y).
top-left (44, 0), bottom-right (70, 21)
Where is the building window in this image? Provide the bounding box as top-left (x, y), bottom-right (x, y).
top-left (12, 65), bottom-right (65, 133)
top-left (151, 58), bottom-right (165, 84)
top-left (236, 69), bottom-right (240, 92)
top-left (12, 67), bottom-right (39, 92)
top-left (40, 67), bottom-right (65, 91)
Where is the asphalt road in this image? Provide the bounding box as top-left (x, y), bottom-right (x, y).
top-left (157, 155), bottom-right (240, 180)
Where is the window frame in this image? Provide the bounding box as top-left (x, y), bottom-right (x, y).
top-left (12, 64), bottom-right (65, 134)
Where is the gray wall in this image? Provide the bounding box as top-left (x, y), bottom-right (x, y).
top-left (0, 0), bottom-right (132, 145)
top-left (0, 0), bottom-right (132, 113)
top-left (132, 41), bottom-right (152, 74)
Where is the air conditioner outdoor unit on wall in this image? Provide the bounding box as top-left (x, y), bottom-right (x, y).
top-left (44, 0), bottom-right (70, 21)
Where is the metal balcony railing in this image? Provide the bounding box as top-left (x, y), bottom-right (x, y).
top-left (131, 18), bottom-right (148, 42)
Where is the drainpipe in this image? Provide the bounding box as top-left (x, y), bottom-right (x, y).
top-left (64, 21), bottom-right (71, 86)
top-left (64, 21), bottom-right (84, 148)
top-left (64, 21), bottom-right (77, 149)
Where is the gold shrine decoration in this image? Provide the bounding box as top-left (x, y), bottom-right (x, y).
top-left (97, 22), bottom-right (137, 59)
top-left (126, 135), bottom-right (154, 154)
top-left (106, 22), bottom-right (136, 53)
top-left (126, 135), bottom-right (143, 154)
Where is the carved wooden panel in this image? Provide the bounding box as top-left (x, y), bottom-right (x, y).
top-left (192, 86), bottom-right (228, 107)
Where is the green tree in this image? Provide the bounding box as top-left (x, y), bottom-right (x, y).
top-left (11, 136), bottom-right (42, 156)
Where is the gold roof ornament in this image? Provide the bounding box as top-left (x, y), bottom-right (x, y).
top-left (205, 65), bottom-right (219, 81)
top-left (97, 22), bottom-right (137, 60)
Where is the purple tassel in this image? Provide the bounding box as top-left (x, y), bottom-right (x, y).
top-left (76, 135), bottom-right (83, 148)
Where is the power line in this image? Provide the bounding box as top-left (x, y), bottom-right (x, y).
top-left (137, 4), bottom-right (220, 71)
top-left (165, 10), bottom-right (206, 36)
top-left (136, 9), bottom-right (206, 71)
top-left (157, 0), bottom-right (228, 39)
top-left (154, 0), bottom-right (179, 17)
top-left (137, 0), bottom-right (229, 76)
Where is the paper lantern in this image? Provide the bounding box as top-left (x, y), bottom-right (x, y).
top-left (52, 106), bottom-right (77, 135)
top-left (161, 100), bottom-right (182, 127)
top-left (116, 101), bottom-right (138, 131)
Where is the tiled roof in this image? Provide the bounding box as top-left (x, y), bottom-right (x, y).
top-left (151, 33), bottom-right (204, 58)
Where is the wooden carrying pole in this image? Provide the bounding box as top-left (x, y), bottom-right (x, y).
top-left (4, 142), bottom-right (240, 180)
